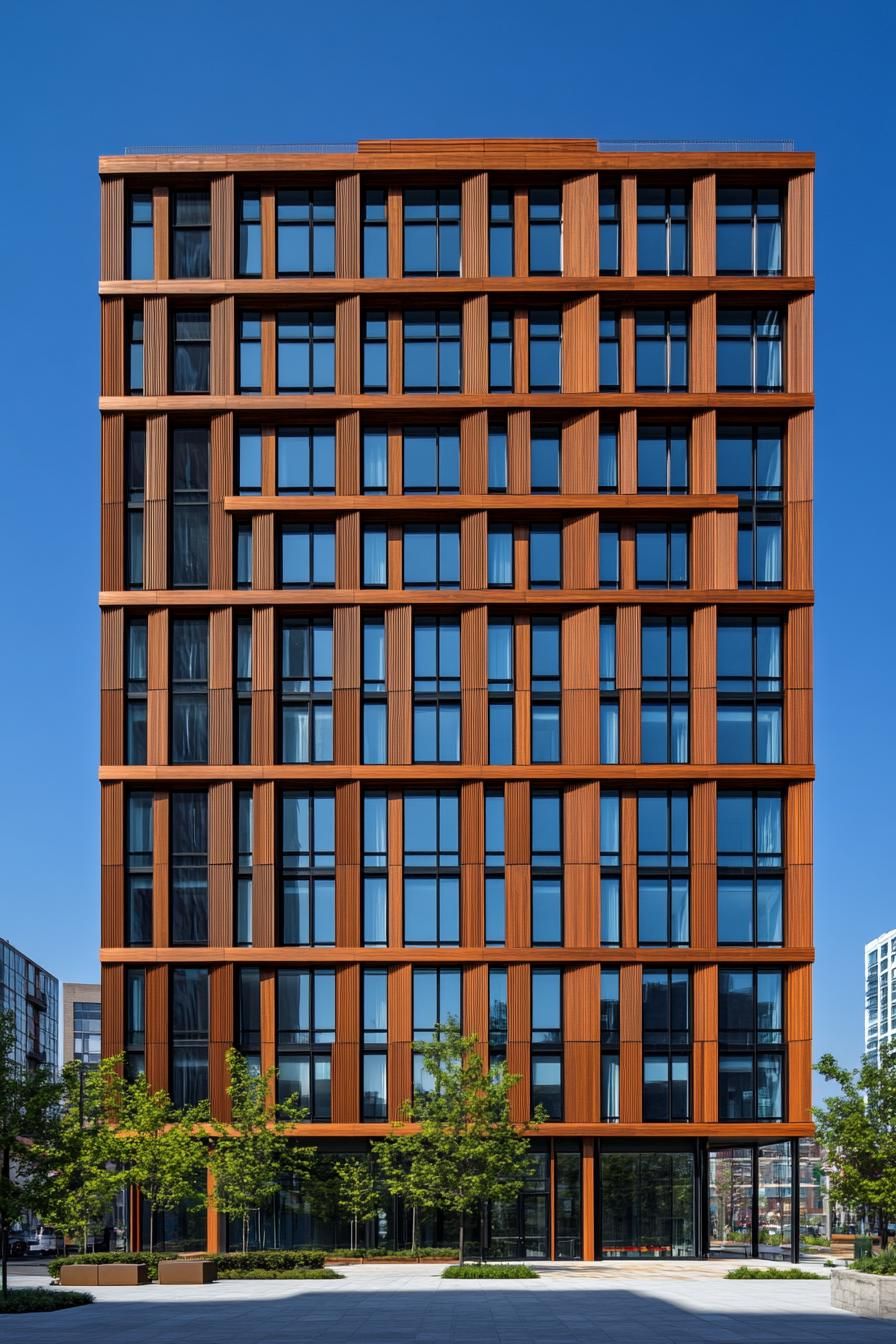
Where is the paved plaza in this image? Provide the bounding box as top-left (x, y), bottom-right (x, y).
top-left (6, 1262), bottom-right (896, 1342)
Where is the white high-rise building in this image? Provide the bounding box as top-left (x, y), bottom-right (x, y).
top-left (865, 930), bottom-right (896, 1061)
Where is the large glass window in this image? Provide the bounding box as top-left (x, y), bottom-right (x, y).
top-left (277, 969), bottom-right (334, 1119)
top-left (280, 791), bottom-right (335, 946)
top-left (277, 427), bottom-right (335, 494)
top-left (362, 311), bottom-right (388, 393)
top-left (717, 425), bottom-right (783, 588)
top-left (529, 524), bottom-right (561, 588)
top-left (362, 189), bottom-right (388, 278)
top-left (636, 524), bottom-right (688, 588)
top-left (126, 793), bottom-right (153, 947)
top-left (531, 969), bottom-right (562, 1119)
top-left (531, 617), bottom-right (561, 764)
top-left (238, 312), bottom-right (261, 393)
top-left (636, 310), bottom-right (688, 391)
top-left (126, 618), bottom-right (147, 765)
top-left (237, 427), bottom-right (262, 495)
top-left (488, 525), bottom-right (514, 588)
top-left (599, 184), bottom-right (620, 276)
top-left (280, 618), bottom-right (333, 763)
top-left (412, 616), bottom-right (460, 763)
top-left (642, 970), bottom-right (691, 1121)
top-left (600, 615), bottom-right (619, 764)
top-left (127, 310), bottom-right (144, 394)
top-left (363, 792), bottom-right (388, 947)
top-left (171, 191), bottom-right (210, 279)
top-left (362, 525), bottom-right (387, 587)
top-left (638, 424), bottom-right (688, 494)
top-left (637, 186), bottom-right (688, 275)
top-left (237, 190), bottom-right (261, 277)
top-left (235, 615), bottom-right (252, 765)
top-left (277, 188), bottom-right (335, 275)
top-left (601, 969), bottom-right (620, 1122)
top-left (641, 616), bottom-right (689, 764)
top-left (599, 420), bottom-right (618, 493)
top-left (412, 967), bottom-right (461, 1090)
top-left (127, 192), bottom-right (153, 279)
top-left (170, 792), bottom-right (208, 946)
top-left (489, 310), bottom-right (514, 391)
top-left (716, 187), bottom-right (783, 277)
top-left (717, 310), bottom-right (783, 392)
top-left (362, 618), bottom-right (387, 765)
top-left (719, 969), bottom-right (784, 1121)
top-left (638, 792), bottom-right (689, 947)
top-left (528, 188), bottom-right (562, 274)
top-left (280, 523), bottom-right (335, 587)
top-left (170, 617), bottom-right (208, 764)
top-left (403, 523), bottom-right (459, 589)
top-left (403, 426), bottom-right (459, 494)
top-left (362, 968), bottom-right (388, 1120)
top-left (488, 618), bottom-right (514, 765)
top-left (529, 310), bottom-right (561, 391)
top-left (485, 790), bottom-right (506, 946)
top-left (403, 310), bottom-right (461, 392)
top-left (600, 312), bottom-right (620, 390)
top-left (489, 967), bottom-right (508, 1067)
top-left (600, 790), bottom-right (621, 947)
top-left (488, 420), bottom-right (508, 492)
top-left (172, 310), bottom-right (210, 393)
top-left (125, 967), bottom-right (146, 1079)
top-left (126, 428), bottom-right (145, 588)
top-left (717, 617), bottom-right (783, 763)
top-left (599, 524), bottom-right (620, 589)
top-left (531, 425), bottom-right (560, 493)
top-left (531, 792), bottom-right (562, 946)
top-left (362, 428), bottom-right (388, 494)
top-left (235, 789), bottom-right (253, 947)
top-left (171, 968), bottom-right (208, 1107)
top-left (403, 188), bottom-right (460, 276)
top-left (718, 793), bottom-right (783, 945)
top-left (404, 792), bottom-right (460, 946)
top-left (277, 311), bottom-right (335, 392)
top-left (489, 188), bottom-right (514, 276)
top-left (601, 1152), bottom-right (695, 1258)
top-left (236, 967), bottom-right (260, 1073)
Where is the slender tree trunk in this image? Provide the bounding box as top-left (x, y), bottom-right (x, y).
top-left (459, 1221), bottom-right (465, 1267)
top-left (881, 1211), bottom-right (889, 1251)
top-left (149, 1202), bottom-right (155, 1254)
top-left (411, 1204), bottom-right (417, 1255)
top-left (2, 1147), bottom-right (10, 1295)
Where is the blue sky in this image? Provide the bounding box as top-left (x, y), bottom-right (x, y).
top-left (0, 0), bottom-right (891, 1083)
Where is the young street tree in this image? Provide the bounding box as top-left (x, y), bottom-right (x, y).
top-left (33, 1058), bottom-right (126, 1254)
top-left (374, 1021), bottom-right (543, 1265)
top-left (0, 1011), bottom-right (62, 1296)
top-left (815, 1043), bottom-right (896, 1248)
top-left (207, 1048), bottom-right (316, 1253)
top-left (333, 1156), bottom-right (380, 1253)
top-left (374, 1133), bottom-right (434, 1255)
top-left (118, 1073), bottom-right (209, 1252)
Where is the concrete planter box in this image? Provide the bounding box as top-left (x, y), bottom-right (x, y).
top-left (59, 1264), bottom-right (99, 1286)
top-left (831, 1266), bottom-right (896, 1317)
top-left (97, 1263), bottom-right (148, 1285)
top-left (158, 1258), bottom-right (217, 1284)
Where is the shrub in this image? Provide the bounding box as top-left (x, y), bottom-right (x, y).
top-left (725, 1266), bottom-right (823, 1280)
top-left (802, 1235), bottom-right (831, 1247)
top-left (48, 1251), bottom-right (178, 1281)
top-left (851, 1248), bottom-right (896, 1276)
top-left (217, 1268), bottom-right (342, 1280)
top-left (207, 1250), bottom-right (327, 1272)
top-left (0, 1288), bottom-right (94, 1313)
top-left (442, 1264), bottom-right (538, 1279)
top-left (327, 1246), bottom-right (459, 1260)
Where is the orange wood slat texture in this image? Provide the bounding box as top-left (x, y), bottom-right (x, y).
top-left (333, 963), bottom-right (360, 1122)
top-left (143, 295), bottom-right (167, 396)
top-left (101, 296), bottom-right (124, 396)
top-left (461, 172), bottom-right (488, 279)
top-left (209, 963), bottom-right (234, 1119)
top-left (210, 174), bottom-right (234, 281)
top-left (562, 174), bottom-right (598, 278)
top-left (101, 176), bottom-right (125, 281)
top-left (101, 963), bottom-right (125, 1060)
top-left (691, 173), bottom-right (716, 276)
top-left (336, 173), bottom-right (361, 279)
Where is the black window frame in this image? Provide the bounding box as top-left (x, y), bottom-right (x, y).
top-left (276, 967), bottom-right (335, 1119)
top-left (280, 616), bottom-right (333, 764)
top-left (403, 793), bottom-right (461, 948)
top-left (276, 309), bottom-right (336, 394)
top-left (276, 187), bottom-right (335, 277)
top-left (637, 790), bottom-right (690, 948)
top-left (171, 309), bottom-right (210, 394)
top-left (717, 791), bottom-right (784, 948)
top-left (279, 790), bottom-right (336, 947)
top-left (640, 615), bottom-right (690, 765)
top-left (717, 616), bottom-right (783, 765)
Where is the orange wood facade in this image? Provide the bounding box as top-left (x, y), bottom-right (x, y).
top-left (99, 139), bottom-right (814, 1258)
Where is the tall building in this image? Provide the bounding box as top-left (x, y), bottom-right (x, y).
top-left (98, 138), bottom-right (814, 1260)
top-left (62, 982), bottom-right (102, 1068)
top-left (1, 938), bottom-right (58, 1072)
top-left (864, 930), bottom-right (896, 1062)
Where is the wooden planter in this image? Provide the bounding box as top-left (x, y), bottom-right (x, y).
top-left (59, 1264), bottom-right (99, 1286)
top-left (157, 1259), bottom-right (217, 1284)
top-left (98, 1263), bottom-right (148, 1285)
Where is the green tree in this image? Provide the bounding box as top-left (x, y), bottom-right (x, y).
top-left (374, 1022), bottom-right (542, 1264)
top-left (373, 1129), bottom-right (435, 1254)
top-left (0, 1010), bottom-right (62, 1296)
top-left (118, 1074), bottom-right (208, 1252)
top-left (815, 1043), bottom-right (896, 1249)
top-left (333, 1157), bottom-right (380, 1252)
top-left (207, 1048), bottom-right (315, 1252)
top-left (33, 1059), bottom-right (126, 1253)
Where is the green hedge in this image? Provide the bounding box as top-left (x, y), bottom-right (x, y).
top-left (49, 1251), bottom-right (178, 1281)
top-left (0, 1288), bottom-right (94, 1313)
top-left (208, 1250), bottom-right (327, 1272)
top-left (851, 1248), bottom-right (896, 1275)
top-left (442, 1264), bottom-right (538, 1279)
top-left (218, 1268), bottom-right (342, 1280)
top-left (327, 1246), bottom-right (459, 1260)
top-left (725, 1266), bottom-right (823, 1280)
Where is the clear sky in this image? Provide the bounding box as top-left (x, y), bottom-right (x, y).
top-left (0, 0), bottom-right (891, 1085)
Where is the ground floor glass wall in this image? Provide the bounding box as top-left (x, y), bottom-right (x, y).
top-left (600, 1151), bottom-right (696, 1258)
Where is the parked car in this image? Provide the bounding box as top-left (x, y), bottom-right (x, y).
top-left (27, 1227), bottom-right (64, 1256)
top-left (7, 1235), bottom-right (29, 1258)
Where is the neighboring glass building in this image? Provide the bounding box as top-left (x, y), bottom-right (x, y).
top-left (864, 929), bottom-right (896, 1063)
top-left (63, 982), bottom-right (102, 1068)
top-left (99, 137), bottom-right (814, 1260)
top-left (0, 939), bottom-right (58, 1072)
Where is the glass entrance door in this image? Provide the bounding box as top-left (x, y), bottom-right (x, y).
top-left (600, 1150), bottom-right (695, 1257)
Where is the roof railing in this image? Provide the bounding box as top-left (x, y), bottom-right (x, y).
top-left (121, 137), bottom-right (796, 156)
top-left (123, 143), bottom-right (357, 155)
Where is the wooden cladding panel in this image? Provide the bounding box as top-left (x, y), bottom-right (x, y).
top-left (337, 412), bottom-right (361, 495)
top-left (619, 962), bottom-right (642, 1123)
top-left (209, 964), bottom-right (234, 1120)
top-left (787, 963), bottom-right (813, 1124)
top-left (694, 961), bottom-right (720, 1126)
top-left (101, 607), bottom-right (124, 765)
top-left (101, 963), bottom-right (124, 1061)
top-left (145, 964), bottom-right (169, 1092)
top-left (146, 609), bottom-right (168, 766)
top-left (507, 410), bottom-right (530, 493)
top-left (461, 172), bottom-right (488, 279)
top-left (785, 606), bottom-right (813, 766)
top-left (101, 297), bottom-right (124, 397)
top-left (209, 412), bottom-right (233, 591)
top-left (260, 969), bottom-right (276, 1081)
top-left (513, 189), bottom-right (528, 277)
top-left (786, 409), bottom-right (813, 505)
top-left (620, 176), bottom-right (637, 277)
top-left (336, 295), bottom-right (361, 395)
top-left (210, 174), bottom-right (234, 281)
top-left (618, 409), bottom-right (637, 495)
top-left (787, 295), bottom-right (813, 394)
top-left (335, 173), bottom-right (361, 278)
top-left (460, 410), bottom-right (488, 494)
top-left (208, 780), bottom-right (233, 946)
top-left (565, 963), bottom-right (600, 1122)
top-left (152, 187), bottom-right (169, 279)
top-left (143, 296), bottom-right (167, 396)
top-left (464, 963), bottom-right (488, 1066)
top-left (252, 606), bottom-right (275, 767)
top-left (210, 297), bottom-right (234, 396)
top-left (786, 172), bottom-right (814, 277)
top-left (463, 294), bottom-right (488, 395)
top-left (387, 964), bottom-right (412, 1119)
top-left (562, 513), bottom-right (598, 591)
top-left (564, 783), bottom-right (600, 947)
top-left (562, 608), bottom-right (600, 766)
top-left (562, 295), bottom-right (598, 393)
top-left (619, 310), bottom-right (635, 393)
top-left (691, 173), bottom-right (716, 275)
top-left (101, 782), bottom-right (124, 949)
top-left (253, 781), bottom-right (276, 947)
top-left (787, 780), bottom-right (813, 946)
top-left (691, 410), bottom-right (716, 494)
top-left (333, 964), bottom-right (360, 1123)
top-left (507, 963), bottom-right (531, 1122)
top-left (387, 311), bottom-right (402, 394)
top-left (461, 782), bottom-right (485, 947)
top-left (786, 499), bottom-right (813, 591)
top-left (691, 781), bottom-right (717, 950)
top-left (386, 605), bottom-right (412, 765)
top-left (691, 605), bottom-right (716, 766)
top-left (101, 413), bottom-right (125, 591)
top-left (690, 294), bottom-right (716, 393)
top-left (460, 605), bottom-right (487, 766)
top-left (563, 174), bottom-right (598, 278)
top-left (562, 412), bottom-right (598, 494)
top-left (100, 176), bottom-right (125, 281)
top-left (386, 188), bottom-right (402, 278)
top-left (460, 510), bottom-right (486, 591)
top-left (253, 512), bottom-right (275, 591)
top-left (512, 309), bottom-right (528, 392)
top-left (336, 511), bottom-right (360, 590)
